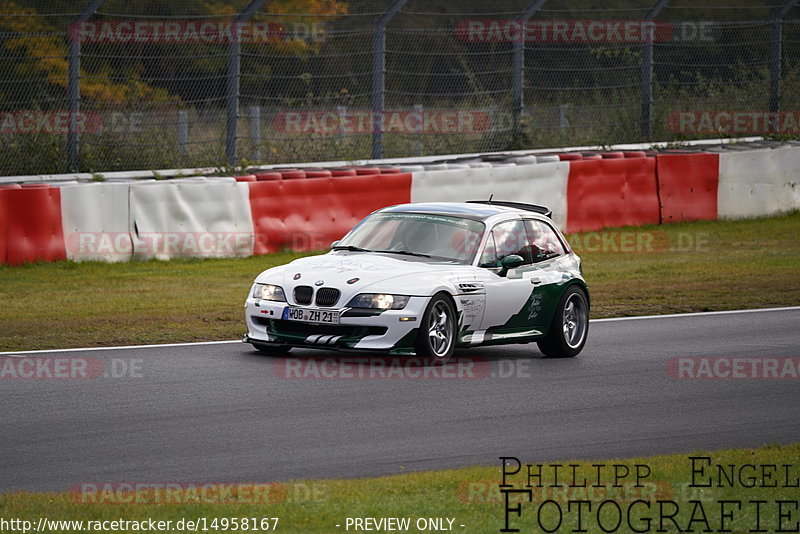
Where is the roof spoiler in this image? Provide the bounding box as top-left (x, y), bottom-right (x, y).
top-left (467, 200), bottom-right (552, 219)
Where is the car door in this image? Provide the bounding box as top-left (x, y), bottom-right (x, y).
top-left (473, 218), bottom-right (541, 340)
top-left (515, 218), bottom-right (572, 327)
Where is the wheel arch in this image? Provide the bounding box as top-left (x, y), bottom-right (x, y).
top-left (422, 282), bottom-right (463, 315)
top-left (566, 279), bottom-right (590, 310)
top-left (537, 280), bottom-right (589, 339)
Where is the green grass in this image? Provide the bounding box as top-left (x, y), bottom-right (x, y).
top-left (1, 212), bottom-right (799, 352)
top-left (1, 444), bottom-right (798, 533)
top-left (576, 211), bottom-right (800, 318)
top-left (0, 250), bottom-right (312, 352)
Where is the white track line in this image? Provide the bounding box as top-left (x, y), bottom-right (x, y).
top-left (0, 340), bottom-right (240, 356)
top-left (591, 306), bottom-right (800, 323)
top-left (1, 306), bottom-right (798, 356)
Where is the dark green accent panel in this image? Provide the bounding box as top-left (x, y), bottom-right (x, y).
top-left (266, 320), bottom-right (387, 349)
top-left (388, 328), bottom-right (420, 355)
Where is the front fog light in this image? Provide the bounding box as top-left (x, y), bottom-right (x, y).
top-left (253, 283), bottom-right (286, 302)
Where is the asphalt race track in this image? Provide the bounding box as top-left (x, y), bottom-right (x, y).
top-left (2, 307), bottom-right (799, 493)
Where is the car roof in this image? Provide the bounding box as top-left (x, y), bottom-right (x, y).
top-left (379, 202), bottom-right (549, 222)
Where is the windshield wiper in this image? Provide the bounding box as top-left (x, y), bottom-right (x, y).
top-left (373, 249), bottom-right (431, 258)
top-left (332, 246), bottom-right (431, 258)
top-left (331, 245), bottom-right (372, 252)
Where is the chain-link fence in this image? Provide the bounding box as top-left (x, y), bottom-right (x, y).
top-left (1, 0), bottom-right (798, 176)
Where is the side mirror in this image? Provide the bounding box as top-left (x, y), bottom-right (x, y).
top-left (499, 254), bottom-right (525, 277)
top-left (501, 254), bottom-right (525, 269)
top-left (330, 240), bottom-right (340, 249)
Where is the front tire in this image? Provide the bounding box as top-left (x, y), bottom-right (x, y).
top-left (415, 293), bottom-right (456, 364)
top-left (537, 285), bottom-right (589, 358)
top-left (251, 342), bottom-right (292, 356)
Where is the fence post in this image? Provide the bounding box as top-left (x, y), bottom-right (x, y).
top-left (225, 38), bottom-right (240, 167)
top-left (770, 0), bottom-right (799, 113)
top-left (372, 0), bottom-right (409, 160)
top-left (770, 20), bottom-right (782, 114)
top-left (640, 0), bottom-right (671, 141)
top-left (227, 0), bottom-right (269, 168)
top-left (336, 105), bottom-right (347, 138)
top-left (413, 104), bottom-right (423, 156)
top-left (66, 0), bottom-right (105, 172)
top-left (178, 110), bottom-right (188, 157)
top-left (249, 105), bottom-right (261, 161)
top-left (512, 0), bottom-right (549, 142)
top-left (558, 104), bottom-right (569, 132)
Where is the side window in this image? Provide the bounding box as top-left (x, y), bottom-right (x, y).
top-left (490, 220), bottom-right (533, 264)
top-left (478, 232), bottom-right (497, 268)
top-left (525, 220), bottom-right (567, 262)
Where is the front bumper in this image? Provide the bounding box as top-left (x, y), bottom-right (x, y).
top-left (244, 296), bottom-right (429, 354)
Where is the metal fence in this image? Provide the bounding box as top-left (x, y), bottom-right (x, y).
top-left (1, 0), bottom-right (798, 176)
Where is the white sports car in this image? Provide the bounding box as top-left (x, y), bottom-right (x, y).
top-left (244, 201), bottom-right (589, 362)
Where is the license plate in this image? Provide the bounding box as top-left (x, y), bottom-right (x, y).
top-left (282, 307), bottom-right (340, 324)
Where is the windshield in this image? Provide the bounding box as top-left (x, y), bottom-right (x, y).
top-left (337, 212), bottom-right (485, 264)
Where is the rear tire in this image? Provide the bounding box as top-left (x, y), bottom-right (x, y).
top-left (415, 293), bottom-right (456, 365)
top-left (537, 285), bottom-right (589, 358)
top-left (251, 342), bottom-right (292, 356)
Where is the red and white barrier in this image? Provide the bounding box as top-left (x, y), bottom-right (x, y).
top-left (2, 147), bottom-right (800, 265)
top-left (566, 153), bottom-right (659, 233)
top-left (249, 172), bottom-right (411, 254)
top-left (656, 153), bottom-right (719, 224)
top-left (0, 184), bottom-right (65, 266)
top-left (410, 161), bottom-right (570, 228)
top-left (128, 179), bottom-right (254, 260)
top-left (61, 183), bottom-right (133, 262)
top-left (717, 146), bottom-right (800, 219)
top-left (0, 185), bottom-right (15, 264)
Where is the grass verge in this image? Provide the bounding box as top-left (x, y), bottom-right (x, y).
top-left (1, 212), bottom-right (799, 352)
top-left (1, 444), bottom-right (797, 533)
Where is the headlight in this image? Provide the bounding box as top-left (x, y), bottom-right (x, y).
top-left (252, 283), bottom-right (286, 302)
top-left (346, 293), bottom-right (409, 310)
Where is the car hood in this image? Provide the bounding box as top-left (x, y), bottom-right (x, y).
top-left (255, 251), bottom-right (477, 299)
